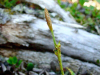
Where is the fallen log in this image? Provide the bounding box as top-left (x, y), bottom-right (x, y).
top-left (0, 14), bottom-right (100, 64)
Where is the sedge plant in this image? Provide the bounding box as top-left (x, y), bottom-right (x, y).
top-left (45, 8), bottom-right (64, 75)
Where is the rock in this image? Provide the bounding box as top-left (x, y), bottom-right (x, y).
top-left (29, 71), bottom-right (38, 75)
top-left (21, 0), bottom-right (76, 23)
top-left (51, 57), bottom-right (100, 75)
top-left (95, 25), bottom-right (100, 35)
top-left (18, 72), bottom-right (25, 75)
top-left (17, 50), bottom-right (57, 64)
top-left (39, 70), bottom-right (49, 75)
top-left (16, 50), bottom-right (100, 75)
top-left (0, 55), bottom-right (7, 62)
top-left (0, 49), bottom-right (100, 75)
top-left (33, 68), bottom-right (43, 73)
top-left (1, 63), bottom-right (7, 72)
top-left (0, 8), bottom-right (11, 24)
top-left (12, 4), bottom-right (37, 14)
top-left (49, 72), bottom-right (56, 75)
top-left (50, 61), bottom-right (60, 72)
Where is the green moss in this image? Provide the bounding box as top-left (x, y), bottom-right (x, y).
top-left (0, 0), bottom-right (18, 8)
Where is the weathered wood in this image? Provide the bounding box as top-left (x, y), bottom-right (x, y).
top-left (1, 14), bottom-right (100, 64)
top-left (21, 0), bottom-right (77, 23)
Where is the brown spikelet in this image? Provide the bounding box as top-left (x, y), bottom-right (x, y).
top-left (45, 8), bottom-right (53, 31)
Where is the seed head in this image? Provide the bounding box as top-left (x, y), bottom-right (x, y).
top-left (45, 8), bottom-right (53, 31)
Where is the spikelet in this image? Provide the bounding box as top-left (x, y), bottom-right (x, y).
top-left (45, 8), bottom-right (53, 31)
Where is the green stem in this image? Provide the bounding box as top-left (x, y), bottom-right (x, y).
top-left (58, 53), bottom-right (64, 75)
top-left (51, 30), bottom-right (56, 47)
top-left (51, 30), bottom-right (64, 75)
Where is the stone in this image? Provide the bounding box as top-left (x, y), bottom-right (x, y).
top-left (16, 50), bottom-right (100, 75)
top-left (0, 8), bottom-right (11, 24)
top-left (29, 71), bottom-right (38, 75)
top-left (33, 68), bottom-right (43, 73)
top-left (49, 72), bottom-right (56, 75)
top-left (0, 49), bottom-right (100, 75)
top-left (18, 72), bottom-right (26, 75)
